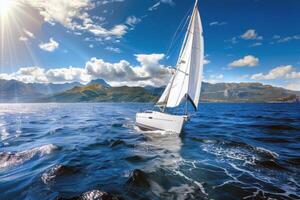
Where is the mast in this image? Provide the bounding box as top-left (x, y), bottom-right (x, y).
top-left (157, 0), bottom-right (204, 112)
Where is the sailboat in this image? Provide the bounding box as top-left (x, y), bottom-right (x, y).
top-left (136, 0), bottom-right (204, 134)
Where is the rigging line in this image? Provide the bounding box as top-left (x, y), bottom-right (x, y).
top-left (165, 6), bottom-right (193, 59)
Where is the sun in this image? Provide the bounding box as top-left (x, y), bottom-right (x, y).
top-left (0, 0), bottom-right (16, 17)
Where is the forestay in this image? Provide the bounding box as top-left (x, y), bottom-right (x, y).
top-left (157, 3), bottom-right (204, 110)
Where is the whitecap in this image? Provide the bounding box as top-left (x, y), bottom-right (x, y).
top-left (0, 144), bottom-right (58, 169)
top-left (173, 169), bottom-right (208, 196)
top-left (1, 128), bottom-right (9, 141)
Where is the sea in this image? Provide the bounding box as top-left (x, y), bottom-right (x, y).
top-left (0, 103), bottom-right (299, 200)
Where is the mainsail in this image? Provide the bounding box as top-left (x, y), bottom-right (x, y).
top-left (157, 1), bottom-right (204, 110)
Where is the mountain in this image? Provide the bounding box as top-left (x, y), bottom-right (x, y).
top-left (0, 79), bottom-right (82, 102)
top-left (144, 82), bottom-right (300, 103)
top-left (0, 79), bottom-right (43, 102)
top-left (200, 82), bottom-right (300, 103)
top-left (30, 82), bottom-right (83, 95)
top-left (0, 79), bottom-right (299, 103)
top-left (87, 79), bottom-right (111, 87)
top-left (43, 84), bottom-right (157, 103)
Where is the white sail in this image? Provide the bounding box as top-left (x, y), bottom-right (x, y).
top-left (157, 3), bottom-right (204, 110)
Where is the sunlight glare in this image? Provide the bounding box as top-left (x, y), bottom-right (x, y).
top-left (0, 0), bottom-right (15, 17)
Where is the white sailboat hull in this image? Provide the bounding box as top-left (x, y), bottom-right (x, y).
top-left (136, 111), bottom-right (187, 134)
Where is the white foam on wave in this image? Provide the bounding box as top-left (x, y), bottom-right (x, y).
top-left (79, 190), bottom-right (106, 200)
top-left (1, 128), bottom-right (9, 141)
top-left (202, 143), bottom-right (258, 165)
top-left (41, 164), bottom-right (60, 184)
top-left (173, 169), bottom-right (208, 196)
top-left (0, 144), bottom-right (58, 169)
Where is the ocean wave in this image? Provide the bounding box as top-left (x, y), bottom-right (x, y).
top-left (0, 144), bottom-right (58, 169)
top-left (42, 165), bottom-right (79, 184)
top-left (57, 190), bottom-right (122, 200)
top-left (1, 128), bottom-right (9, 141)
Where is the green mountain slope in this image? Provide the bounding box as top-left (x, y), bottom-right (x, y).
top-left (43, 84), bottom-right (158, 103)
top-left (1, 78), bottom-right (299, 103)
top-left (200, 82), bottom-right (300, 103)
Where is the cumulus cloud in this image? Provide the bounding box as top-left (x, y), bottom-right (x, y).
top-left (229, 55), bottom-right (259, 68)
top-left (0, 54), bottom-right (173, 86)
top-left (24, 0), bottom-right (94, 28)
top-left (241, 29), bottom-right (263, 40)
top-left (86, 53), bottom-right (173, 86)
top-left (39, 38), bottom-right (59, 52)
top-left (250, 65), bottom-right (294, 80)
top-left (46, 67), bottom-right (90, 83)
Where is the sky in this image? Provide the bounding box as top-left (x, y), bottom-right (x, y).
top-left (0, 0), bottom-right (300, 90)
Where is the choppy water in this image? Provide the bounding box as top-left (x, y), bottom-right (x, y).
top-left (0, 103), bottom-right (299, 200)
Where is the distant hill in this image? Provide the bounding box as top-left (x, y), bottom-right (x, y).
top-left (30, 82), bottom-right (83, 95)
top-left (87, 79), bottom-right (111, 87)
top-left (0, 79), bottom-right (82, 102)
top-left (0, 79), bottom-right (43, 102)
top-left (200, 82), bottom-right (300, 103)
top-left (0, 79), bottom-right (299, 103)
top-left (42, 84), bottom-right (157, 103)
top-left (144, 82), bottom-right (300, 103)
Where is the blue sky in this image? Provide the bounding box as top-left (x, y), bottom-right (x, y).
top-left (0, 0), bottom-right (300, 90)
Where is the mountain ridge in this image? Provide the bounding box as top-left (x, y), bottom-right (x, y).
top-left (0, 79), bottom-right (299, 103)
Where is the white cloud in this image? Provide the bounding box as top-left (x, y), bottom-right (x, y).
top-left (86, 53), bottom-right (172, 86)
top-left (204, 59), bottom-right (210, 65)
top-left (209, 21), bottom-right (227, 26)
top-left (229, 55), bottom-right (259, 68)
top-left (19, 36), bottom-right (28, 41)
top-left (286, 71), bottom-right (300, 79)
top-left (286, 82), bottom-right (300, 91)
top-left (277, 34), bottom-right (300, 43)
top-left (126, 16), bottom-right (141, 26)
top-left (85, 24), bottom-right (128, 38)
top-left (250, 65), bottom-right (294, 80)
top-left (24, 0), bottom-right (94, 28)
top-left (0, 53), bottom-right (175, 86)
top-left (46, 67), bottom-right (90, 83)
top-left (23, 29), bottom-right (35, 39)
top-left (98, 0), bottom-right (125, 5)
top-left (23, 0), bottom-right (131, 39)
top-left (39, 38), bottom-right (59, 52)
top-left (241, 29), bottom-right (263, 40)
top-left (161, 0), bottom-right (174, 5)
top-left (148, 0), bottom-right (174, 11)
top-left (249, 42), bottom-right (262, 47)
top-left (205, 74), bottom-right (224, 84)
top-left (19, 28), bottom-right (35, 41)
top-left (105, 46), bottom-right (121, 53)
top-left (225, 37), bottom-right (238, 44)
